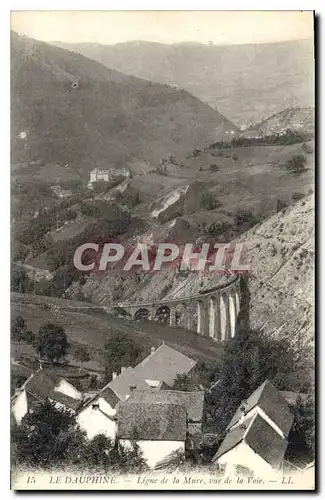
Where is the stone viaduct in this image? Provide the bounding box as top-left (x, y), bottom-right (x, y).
top-left (117, 276), bottom-right (241, 342)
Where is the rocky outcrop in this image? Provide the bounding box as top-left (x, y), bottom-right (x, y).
top-left (243, 107), bottom-right (315, 137)
top-left (237, 195), bottom-right (314, 351)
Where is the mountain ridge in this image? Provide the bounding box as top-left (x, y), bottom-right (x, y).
top-left (11, 31), bottom-right (238, 179)
top-left (52, 38), bottom-right (314, 128)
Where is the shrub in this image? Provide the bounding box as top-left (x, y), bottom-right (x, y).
top-left (302, 142), bottom-right (313, 154)
top-left (73, 345), bottom-right (90, 370)
top-left (103, 333), bottom-right (142, 380)
top-left (34, 323), bottom-right (69, 363)
top-left (288, 393), bottom-right (315, 458)
top-left (234, 210), bottom-right (257, 226)
top-left (270, 244), bottom-right (277, 257)
top-left (276, 199), bottom-right (288, 212)
top-left (292, 192), bottom-right (305, 201)
top-left (156, 164), bottom-right (168, 175)
top-left (209, 164), bottom-right (219, 172)
top-left (286, 155), bottom-right (307, 174)
top-left (208, 129), bottom-right (312, 150)
top-left (200, 192), bottom-right (221, 211)
top-left (208, 328), bottom-right (298, 432)
top-left (192, 148), bottom-right (201, 158)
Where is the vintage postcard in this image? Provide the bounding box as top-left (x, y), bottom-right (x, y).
top-left (10, 10), bottom-right (315, 491)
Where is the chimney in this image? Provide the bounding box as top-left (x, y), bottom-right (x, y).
top-left (239, 401), bottom-right (247, 427)
top-left (112, 372), bottom-right (117, 380)
top-left (121, 367), bottom-right (126, 374)
top-left (151, 346), bottom-right (156, 354)
top-left (130, 385), bottom-right (137, 392)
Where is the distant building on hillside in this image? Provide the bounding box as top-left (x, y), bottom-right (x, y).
top-left (212, 380), bottom-right (294, 477)
top-left (88, 167), bottom-right (130, 188)
top-left (89, 167), bottom-right (111, 184)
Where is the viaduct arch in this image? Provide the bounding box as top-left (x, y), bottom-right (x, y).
top-left (117, 276), bottom-right (241, 342)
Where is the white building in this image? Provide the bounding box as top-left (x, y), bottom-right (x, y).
top-left (74, 343), bottom-right (196, 442)
top-left (88, 167), bottom-right (130, 188)
top-left (89, 168), bottom-right (112, 184)
top-left (118, 401), bottom-right (187, 469)
top-left (76, 385), bottom-right (119, 441)
top-left (11, 369), bottom-right (83, 424)
top-left (213, 380), bottom-right (294, 477)
top-left (106, 343), bottom-right (196, 401)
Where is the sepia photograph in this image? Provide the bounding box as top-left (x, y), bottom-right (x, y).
top-left (9, 9), bottom-right (315, 491)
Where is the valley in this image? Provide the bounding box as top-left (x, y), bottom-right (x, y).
top-left (9, 12), bottom-right (316, 483)
top-left (54, 38), bottom-right (314, 128)
top-left (11, 30), bottom-right (315, 389)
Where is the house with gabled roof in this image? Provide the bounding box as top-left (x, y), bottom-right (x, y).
top-left (107, 343), bottom-right (196, 401)
top-left (75, 343), bottom-right (196, 442)
top-left (127, 387), bottom-right (205, 436)
top-left (213, 380), bottom-right (294, 477)
top-left (226, 379), bottom-right (294, 438)
top-left (11, 368), bottom-right (83, 424)
top-left (118, 401), bottom-right (187, 468)
top-left (76, 384), bottom-right (119, 441)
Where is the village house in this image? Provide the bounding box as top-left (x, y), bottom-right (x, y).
top-left (212, 380), bottom-right (294, 477)
top-left (106, 343), bottom-right (197, 401)
top-left (118, 401), bottom-right (187, 469)
top-left (11, 369), bottom-right (83, 424)
top-left (12, 343), bottom-right (198, 448)
top-left (74, 343), bottom-right (197, 441)
top-left (116, 385), bottom-right (205, 468)
top-left (76, 384), bottom-right (119, 441)
top-left (126, 387), bottom-right (205, 436)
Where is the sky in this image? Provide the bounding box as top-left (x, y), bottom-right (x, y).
top-left (10, 10), bottom-right (314, 46)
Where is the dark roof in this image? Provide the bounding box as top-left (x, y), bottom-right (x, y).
top-left (214, 414), bottom-right (288, 468)
top-left (99, 385), bottom-right (120, 408)
top-left (213, 415), bottom-right (255, 461)
top-left (118, 401), bottom-right (187, 441)
top-left (108, 344), bottom-right (196, 400)
top-left (127, 388), bottom-right (205, 422)
top-left (108, 367), bottom-right (139, 400)
top-left (24, 371), bottom-right (81, 411)
top-left (77, 383), bottom-right (120, 414)
top-left (245, 414), bottom-right (288, 468)
top-left (227, 380), bottom-right (293, 437)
